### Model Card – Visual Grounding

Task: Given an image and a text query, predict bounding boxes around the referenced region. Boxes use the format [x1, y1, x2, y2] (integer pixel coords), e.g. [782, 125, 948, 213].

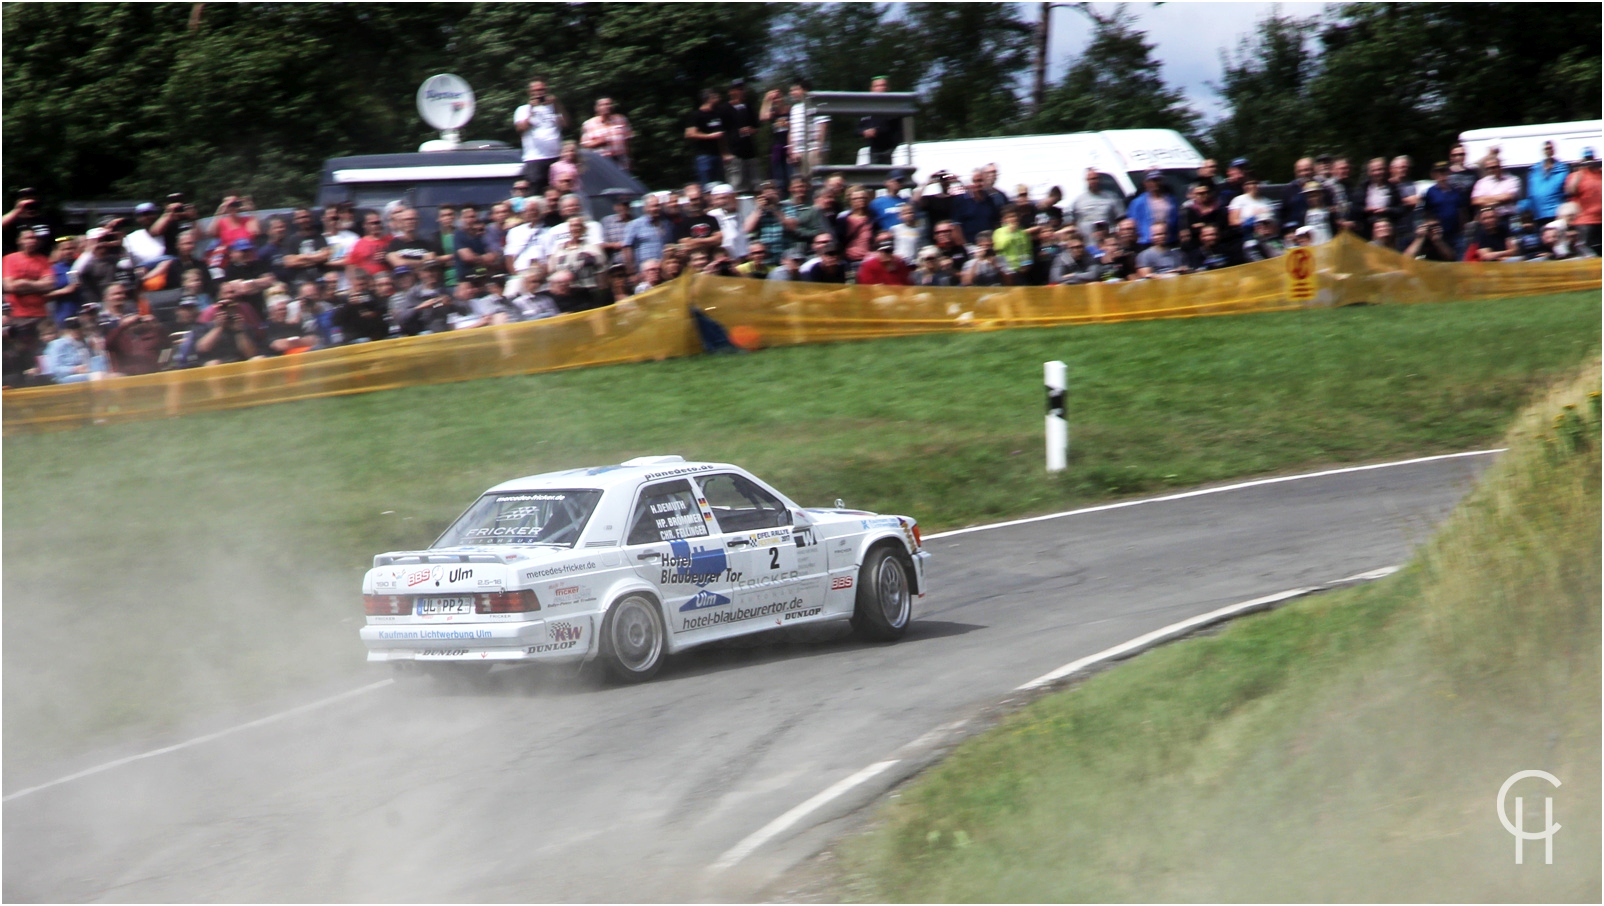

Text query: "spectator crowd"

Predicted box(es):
[4, 73, 1600, 388]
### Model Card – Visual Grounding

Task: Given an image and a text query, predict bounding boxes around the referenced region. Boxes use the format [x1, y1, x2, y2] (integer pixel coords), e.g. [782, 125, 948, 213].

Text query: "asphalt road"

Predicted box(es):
[3, 454, 1491, 903]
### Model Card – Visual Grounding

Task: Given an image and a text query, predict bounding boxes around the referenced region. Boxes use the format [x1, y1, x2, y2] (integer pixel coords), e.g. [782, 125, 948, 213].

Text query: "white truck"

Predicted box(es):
[863, 128, 1205, 199]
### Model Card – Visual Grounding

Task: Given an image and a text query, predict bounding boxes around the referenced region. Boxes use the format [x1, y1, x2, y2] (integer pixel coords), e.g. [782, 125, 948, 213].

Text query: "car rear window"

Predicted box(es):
[434, 490, 602, 548]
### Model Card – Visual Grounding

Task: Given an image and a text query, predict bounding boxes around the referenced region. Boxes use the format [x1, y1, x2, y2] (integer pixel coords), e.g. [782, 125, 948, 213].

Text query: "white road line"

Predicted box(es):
[3, 679, 395, 803]
[708, 759, 900, 873]
[1016, 564, 1404, 692]
[925, 449, 1503, 540]
[710, 563, 1407, 871]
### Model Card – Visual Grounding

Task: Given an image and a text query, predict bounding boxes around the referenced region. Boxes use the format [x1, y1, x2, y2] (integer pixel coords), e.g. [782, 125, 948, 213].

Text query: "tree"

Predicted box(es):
[905, 3, 1033, 140]
[450, 2, 778, 189]
[1025, 5, 1199, 138]
[1204, 10, 1320, 181]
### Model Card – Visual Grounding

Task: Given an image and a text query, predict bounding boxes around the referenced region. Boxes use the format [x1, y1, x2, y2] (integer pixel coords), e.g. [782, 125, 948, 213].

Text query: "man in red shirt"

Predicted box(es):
[1565, 147, 1601, 251]
[855, 240, 911, 286]
[3, 228, 54, 320]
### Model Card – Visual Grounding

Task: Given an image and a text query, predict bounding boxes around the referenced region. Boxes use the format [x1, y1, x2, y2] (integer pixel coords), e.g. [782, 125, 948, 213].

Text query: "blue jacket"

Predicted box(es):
[1526, 160, 1570, 219]
[1127, 191, 1182, 245]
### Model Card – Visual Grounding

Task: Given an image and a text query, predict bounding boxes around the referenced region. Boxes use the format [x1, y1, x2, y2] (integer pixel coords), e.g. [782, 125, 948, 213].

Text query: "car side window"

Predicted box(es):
[698, 474, 791, 533]
[626, 479, 710, 546]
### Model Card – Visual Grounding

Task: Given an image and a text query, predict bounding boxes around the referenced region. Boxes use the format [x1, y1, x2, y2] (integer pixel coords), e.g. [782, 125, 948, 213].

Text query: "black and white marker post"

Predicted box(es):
[1045, 360, 1067, 472]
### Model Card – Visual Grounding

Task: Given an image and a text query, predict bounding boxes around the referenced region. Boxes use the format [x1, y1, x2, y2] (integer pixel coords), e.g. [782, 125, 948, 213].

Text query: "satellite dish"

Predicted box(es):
[416, 73, 476, 133]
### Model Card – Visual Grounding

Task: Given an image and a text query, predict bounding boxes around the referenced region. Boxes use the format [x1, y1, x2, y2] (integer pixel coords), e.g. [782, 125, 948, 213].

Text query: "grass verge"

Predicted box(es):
[839, 358, 1601, 902]
[3, 292, 1598, 776]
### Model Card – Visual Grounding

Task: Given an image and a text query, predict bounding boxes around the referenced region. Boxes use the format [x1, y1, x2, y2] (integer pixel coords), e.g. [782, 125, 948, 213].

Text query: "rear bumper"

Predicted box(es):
[360, 614, 593, 663]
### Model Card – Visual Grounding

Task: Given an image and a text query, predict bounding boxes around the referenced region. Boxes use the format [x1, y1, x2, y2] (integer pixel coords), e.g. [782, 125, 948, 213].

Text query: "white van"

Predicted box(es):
[862, 128, 1204, 200]
[1458, 120, 1602, 171]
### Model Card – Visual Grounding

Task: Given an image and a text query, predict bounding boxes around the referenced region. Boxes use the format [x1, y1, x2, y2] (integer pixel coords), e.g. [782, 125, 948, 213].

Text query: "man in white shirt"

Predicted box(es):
[708, 184, 748, 260]
[786, 78, 829, 176]
[502, 207, 547, 275]
[514, 79, 569, 193]
[122, 202, 170, 267]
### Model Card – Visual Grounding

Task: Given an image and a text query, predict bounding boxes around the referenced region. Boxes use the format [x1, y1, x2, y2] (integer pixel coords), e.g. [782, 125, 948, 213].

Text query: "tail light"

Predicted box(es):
[476, 590, 540, 614]
[364, 594, 407, 616]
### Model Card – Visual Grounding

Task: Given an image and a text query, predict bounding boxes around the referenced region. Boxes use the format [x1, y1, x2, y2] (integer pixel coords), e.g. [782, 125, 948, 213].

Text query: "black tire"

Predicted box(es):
[852, 546, 913, 641]
[600, 594, 667, 682]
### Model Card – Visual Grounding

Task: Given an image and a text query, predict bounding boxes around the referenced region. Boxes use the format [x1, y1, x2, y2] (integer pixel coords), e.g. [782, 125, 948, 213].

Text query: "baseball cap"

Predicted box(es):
[1302, 180, 1324, 193]
[876, 241, 895, 253]
[1295, 225, 1314, 237]
[1229, 157, 1249, 169]
[392, 265, 413, 276]
[134, 202, 159, 215]
[709, 183, 735, 196]
[1584, 147, 1597, 161]
[1432, 161, 1450, 172]
[1144, 170, 1163, 181]
[229, 238, 255, 251]
[86, 227, 107, 241]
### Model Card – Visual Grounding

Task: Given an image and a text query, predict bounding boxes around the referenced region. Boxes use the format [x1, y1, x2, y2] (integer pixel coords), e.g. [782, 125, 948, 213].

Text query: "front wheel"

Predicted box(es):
[600, 594, 667, 682]
[852, 547, 912, 641]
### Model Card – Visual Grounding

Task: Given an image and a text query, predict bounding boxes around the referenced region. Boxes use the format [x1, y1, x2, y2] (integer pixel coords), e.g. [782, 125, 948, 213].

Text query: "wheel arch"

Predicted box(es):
[862, 534, 920, 595]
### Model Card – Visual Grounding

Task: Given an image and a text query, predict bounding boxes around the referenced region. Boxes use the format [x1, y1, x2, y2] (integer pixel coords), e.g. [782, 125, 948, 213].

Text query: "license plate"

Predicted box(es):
[416, 596, 474, 615]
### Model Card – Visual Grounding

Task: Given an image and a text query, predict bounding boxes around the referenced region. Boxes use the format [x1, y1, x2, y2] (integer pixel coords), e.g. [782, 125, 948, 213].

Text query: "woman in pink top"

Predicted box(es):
[210, 195, 259, 248]
[549, 141, 583, 191]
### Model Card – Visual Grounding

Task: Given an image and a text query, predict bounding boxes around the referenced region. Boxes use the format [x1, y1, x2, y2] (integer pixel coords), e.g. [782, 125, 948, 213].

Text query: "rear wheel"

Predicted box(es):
[600, 594, 666, 682]
[852, 546, 912, 641]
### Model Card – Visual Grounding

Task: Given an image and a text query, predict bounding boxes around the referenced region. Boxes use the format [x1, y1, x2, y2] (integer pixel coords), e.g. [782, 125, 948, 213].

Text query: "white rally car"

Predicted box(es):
[360, 456, 930, 682]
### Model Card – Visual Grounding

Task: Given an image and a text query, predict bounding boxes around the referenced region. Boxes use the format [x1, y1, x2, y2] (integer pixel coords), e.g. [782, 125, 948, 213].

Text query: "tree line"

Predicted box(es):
[4, 2, 1598, 210]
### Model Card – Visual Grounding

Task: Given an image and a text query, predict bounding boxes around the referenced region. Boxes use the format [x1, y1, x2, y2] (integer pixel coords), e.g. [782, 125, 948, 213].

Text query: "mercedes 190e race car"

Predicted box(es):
[360, 456, 930, 682]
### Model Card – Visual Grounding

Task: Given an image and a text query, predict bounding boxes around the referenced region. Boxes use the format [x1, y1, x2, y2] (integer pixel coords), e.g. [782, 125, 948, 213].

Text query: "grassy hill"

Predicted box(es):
[3, 291, 1598, 778]
[840, 359, 1601, 902]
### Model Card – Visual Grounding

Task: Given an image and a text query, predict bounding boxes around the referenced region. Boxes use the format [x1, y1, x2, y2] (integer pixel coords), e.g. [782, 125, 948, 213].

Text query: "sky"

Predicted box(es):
[1033, 1, 1334, 122]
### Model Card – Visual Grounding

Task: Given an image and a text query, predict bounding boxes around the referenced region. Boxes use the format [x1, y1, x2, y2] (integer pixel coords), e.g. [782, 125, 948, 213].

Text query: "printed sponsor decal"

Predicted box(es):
[643, 464, 715, 480]
[376, 628, 494, 640]
[784, 607, 823, 621]
[447, 568, 473, 583]
[734, 570, 799, 591]
[522, 561, 597, 581]
[663, 539, 729, 587]
[476, 578, 502, 588]
[497, 493, 571, 502]
[793, 527, 817, 548]
[526, 640, 579, 654]
[466, 526, 544, 538]
[418, 648, 471, 657]
[680, 589, 733, 612]
[832, 575, 855, 590]
[548, 621, 583, 642]
[679, 597, 804, 632]
[407, 567, 432, 587]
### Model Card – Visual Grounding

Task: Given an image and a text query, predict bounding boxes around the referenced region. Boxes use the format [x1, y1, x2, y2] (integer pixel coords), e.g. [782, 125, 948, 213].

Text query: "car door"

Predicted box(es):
[624, 478, 736, 641]
[696, 473, 827, 627]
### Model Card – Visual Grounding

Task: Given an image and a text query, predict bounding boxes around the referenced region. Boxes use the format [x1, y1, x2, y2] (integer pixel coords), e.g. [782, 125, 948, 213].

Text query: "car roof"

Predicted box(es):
[483, 456, 736, 494]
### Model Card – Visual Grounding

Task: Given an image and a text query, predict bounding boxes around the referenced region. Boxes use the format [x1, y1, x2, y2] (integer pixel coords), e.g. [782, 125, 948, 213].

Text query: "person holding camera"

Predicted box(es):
[209, 195, 260, 254]
[1403, 214, 1457, 261]
[3, 189, 54, 254]
[516, 79, 569, 195]
[193, 282, 261, 365]
[106, 304, 171, 375]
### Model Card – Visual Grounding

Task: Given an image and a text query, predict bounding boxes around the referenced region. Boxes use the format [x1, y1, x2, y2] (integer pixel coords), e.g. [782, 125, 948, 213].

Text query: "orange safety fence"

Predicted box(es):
[4, 232, 1597, 435]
